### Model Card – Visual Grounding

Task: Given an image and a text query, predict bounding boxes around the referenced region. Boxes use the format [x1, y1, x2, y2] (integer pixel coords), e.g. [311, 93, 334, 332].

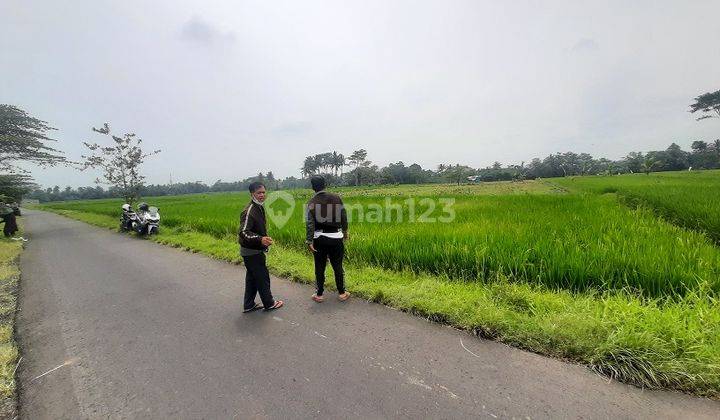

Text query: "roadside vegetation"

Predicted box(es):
[38, 172, 720, 397]
[0, 236, 23, 418]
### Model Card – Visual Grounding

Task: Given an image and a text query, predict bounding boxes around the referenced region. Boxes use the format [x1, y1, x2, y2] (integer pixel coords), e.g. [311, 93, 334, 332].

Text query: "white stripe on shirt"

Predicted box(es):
[314, 230, 344, 239]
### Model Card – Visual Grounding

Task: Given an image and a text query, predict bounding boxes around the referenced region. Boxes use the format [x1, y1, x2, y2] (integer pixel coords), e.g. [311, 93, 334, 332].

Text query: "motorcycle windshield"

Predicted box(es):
[148, 207, 159, 217]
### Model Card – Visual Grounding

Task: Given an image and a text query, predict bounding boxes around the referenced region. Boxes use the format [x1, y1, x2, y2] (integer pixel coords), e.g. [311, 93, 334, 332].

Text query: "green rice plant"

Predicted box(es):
[40, 199, 720, 397]
[554, 169, 720, 244]
[41, 179, 720, 297]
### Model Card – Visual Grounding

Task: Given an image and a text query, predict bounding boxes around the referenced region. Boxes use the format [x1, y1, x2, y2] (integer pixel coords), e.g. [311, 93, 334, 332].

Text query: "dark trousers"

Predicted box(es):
[242, 253, 274, 309]
[2, 214, 17, 237]
[313, 236, 345, 295]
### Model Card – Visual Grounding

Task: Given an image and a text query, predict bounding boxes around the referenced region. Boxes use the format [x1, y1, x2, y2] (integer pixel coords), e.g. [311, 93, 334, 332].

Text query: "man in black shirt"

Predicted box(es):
[239, 182, 284, 312]
[305, 176, 350, 303]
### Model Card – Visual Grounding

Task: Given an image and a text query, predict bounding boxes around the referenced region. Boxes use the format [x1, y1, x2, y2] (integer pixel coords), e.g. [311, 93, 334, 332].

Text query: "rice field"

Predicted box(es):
[38, 172, 720, 396]
[42, 177, 720, 297]
[554, 170, 720, 244]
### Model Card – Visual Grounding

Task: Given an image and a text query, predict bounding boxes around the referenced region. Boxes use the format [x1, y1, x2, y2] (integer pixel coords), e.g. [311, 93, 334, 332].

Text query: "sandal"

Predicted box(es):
[265, 300, 284, 311]
[338, 292, 351, 301]
[312, 294, 324, 303]
[243, 302, 263, 313]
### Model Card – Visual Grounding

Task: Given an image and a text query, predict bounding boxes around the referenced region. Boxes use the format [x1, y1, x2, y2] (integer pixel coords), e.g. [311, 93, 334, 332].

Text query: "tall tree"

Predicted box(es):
[331, 151, 340, 175]
[441, 164, 475, 185]
[301, 156, 317, 178]
[348, 149, 369, 186]
[80, 123, 160, 204]
[691, 140, 708, 152]
[689, 89, 720, 121]
[624, 152, 644, 173]
[713, 139, 720, 158]
[664, 143, 689, 170]
[336, 153, 345, 175]
[0, 174, 36, 201]
[0, 104, 65, 173]
[266, 171, 278, 189]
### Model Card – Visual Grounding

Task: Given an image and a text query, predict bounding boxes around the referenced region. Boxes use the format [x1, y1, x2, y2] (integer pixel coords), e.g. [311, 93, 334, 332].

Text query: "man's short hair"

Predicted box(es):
[310, 176, 326, 192]
[248, 181, 265, 193]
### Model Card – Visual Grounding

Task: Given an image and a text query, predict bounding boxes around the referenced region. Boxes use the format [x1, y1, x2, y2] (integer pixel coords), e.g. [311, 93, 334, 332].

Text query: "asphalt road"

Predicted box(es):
[15, 210, 719, 419]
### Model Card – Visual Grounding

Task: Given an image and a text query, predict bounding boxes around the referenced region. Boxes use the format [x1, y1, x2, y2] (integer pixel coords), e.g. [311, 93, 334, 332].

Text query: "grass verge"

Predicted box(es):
[0, 231, 23, 418]
[41, 208, 720, 398]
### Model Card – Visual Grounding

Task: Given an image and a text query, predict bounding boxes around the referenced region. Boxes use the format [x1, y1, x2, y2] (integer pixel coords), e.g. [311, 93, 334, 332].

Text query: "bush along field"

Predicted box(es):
[39, 175, 720, 397]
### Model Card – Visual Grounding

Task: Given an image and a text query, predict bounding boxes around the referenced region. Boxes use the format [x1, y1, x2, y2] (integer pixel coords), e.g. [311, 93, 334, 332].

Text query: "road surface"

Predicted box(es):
[16, 210, 719, 419]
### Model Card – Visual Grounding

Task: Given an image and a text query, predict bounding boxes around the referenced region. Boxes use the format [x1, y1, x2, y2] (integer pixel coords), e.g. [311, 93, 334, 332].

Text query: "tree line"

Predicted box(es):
[26, 140, 720, 202]
[3, 88, 719, 203]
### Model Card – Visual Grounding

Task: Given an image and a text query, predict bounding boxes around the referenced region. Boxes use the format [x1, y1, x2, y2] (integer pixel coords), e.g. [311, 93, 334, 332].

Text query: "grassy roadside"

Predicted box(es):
[40, 208, 720, 398]
[0, 232, 23, 418]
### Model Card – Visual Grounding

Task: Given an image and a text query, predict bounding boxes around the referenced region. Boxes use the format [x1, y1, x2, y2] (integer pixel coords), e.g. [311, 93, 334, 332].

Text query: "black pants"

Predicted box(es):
[313, 236, 345, 296]
[2, 214, 17, 237]
[242, 253, 275, 309]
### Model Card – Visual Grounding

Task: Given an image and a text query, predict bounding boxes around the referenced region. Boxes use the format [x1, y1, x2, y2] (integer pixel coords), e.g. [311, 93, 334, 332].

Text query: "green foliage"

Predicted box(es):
[689, 89, 720, 121]
[0, 174, 35, 201]
[555, 170, 720, 245]
[42, 177, 720, 297]
[0, 105, 65, 173]
[438, 163, 475, 184]
[0, 233, 23, 418]
[80, 123, 160, 204]
[41, 206, 720, 397]
[301, 151, 346, 178]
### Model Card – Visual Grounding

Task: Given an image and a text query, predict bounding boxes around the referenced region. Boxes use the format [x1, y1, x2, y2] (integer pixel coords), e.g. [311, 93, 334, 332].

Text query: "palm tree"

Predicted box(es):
[337, 153, 345, 175]
[313, 155, 325, 174]
[331, 151, 340, 176]
[641, 157, 659, 175]
[348, 149, 368, 185]
[301, 156, 317, 178]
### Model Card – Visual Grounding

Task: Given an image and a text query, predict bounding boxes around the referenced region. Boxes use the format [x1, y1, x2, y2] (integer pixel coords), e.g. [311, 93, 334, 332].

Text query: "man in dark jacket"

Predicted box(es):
[239, 182, 283, 312]
[306, 176, 350, 303]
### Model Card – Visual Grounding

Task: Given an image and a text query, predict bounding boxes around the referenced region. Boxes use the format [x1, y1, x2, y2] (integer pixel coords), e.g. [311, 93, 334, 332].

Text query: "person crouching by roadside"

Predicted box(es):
[239, 181, 284, 312]
[0, 203, 19, 238]
[306, 176, 350, 303]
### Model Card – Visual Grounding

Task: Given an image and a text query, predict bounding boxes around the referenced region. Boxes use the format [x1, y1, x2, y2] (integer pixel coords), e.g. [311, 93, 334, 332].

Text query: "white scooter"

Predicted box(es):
[135, 203, 160, 235]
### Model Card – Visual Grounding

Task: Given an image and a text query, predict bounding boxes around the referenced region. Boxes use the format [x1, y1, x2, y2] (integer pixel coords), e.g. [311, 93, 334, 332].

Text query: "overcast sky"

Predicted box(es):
[2, 0, 719, 188]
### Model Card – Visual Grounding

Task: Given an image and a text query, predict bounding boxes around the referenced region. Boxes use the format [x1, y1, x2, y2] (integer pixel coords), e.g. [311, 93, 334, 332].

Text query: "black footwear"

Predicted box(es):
[264, 300, 284, 311]
[243, 302, 262, 313]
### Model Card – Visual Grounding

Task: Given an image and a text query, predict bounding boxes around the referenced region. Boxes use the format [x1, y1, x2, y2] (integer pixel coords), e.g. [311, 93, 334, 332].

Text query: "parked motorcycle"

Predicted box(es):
[119, 203, 138, 232]
[120, 203, 160, 235]
[135, 202, 160, 235]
